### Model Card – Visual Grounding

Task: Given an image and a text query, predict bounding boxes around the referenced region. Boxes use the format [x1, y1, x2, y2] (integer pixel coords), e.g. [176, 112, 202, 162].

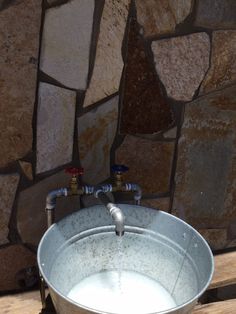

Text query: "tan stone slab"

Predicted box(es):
[198, 228, 228, 250]
[115, 135, 174, 194]
[136, 0, 193, 37]
[152, 33, 210, 101]
[40, 0, 94, 90]
[201, 30, 236, 94]
[36, 83, 76, 174]
[83, 0, 130, 107]
[163, 127, 177, 139]
[17, 170, 81, 246]
[78, 96, 119, 184]
[0, 245, 36, 291]
[174, 85, 236, 229]
[0, 174, 20, 244]
[19, 161, 33, 181]
[0, 290, 43, 314]
[0, 0, 41, 167]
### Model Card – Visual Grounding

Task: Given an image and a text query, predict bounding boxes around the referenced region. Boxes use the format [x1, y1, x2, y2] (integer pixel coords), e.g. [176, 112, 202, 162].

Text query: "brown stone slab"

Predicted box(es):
[174, 85, 236, 229]
[116, 135, 174, 194]
[0, 173, 20, 244]
[0, 0, 41, 167]
[198, 229, 228, 251]
[0, 245, 36, 291]
[120, 19, 174, 135]
[141, 198, 170, 212]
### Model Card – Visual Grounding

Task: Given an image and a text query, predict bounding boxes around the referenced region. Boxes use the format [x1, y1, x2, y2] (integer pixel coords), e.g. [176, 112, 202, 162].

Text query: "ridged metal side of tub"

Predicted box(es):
[37, 205, 214, 314]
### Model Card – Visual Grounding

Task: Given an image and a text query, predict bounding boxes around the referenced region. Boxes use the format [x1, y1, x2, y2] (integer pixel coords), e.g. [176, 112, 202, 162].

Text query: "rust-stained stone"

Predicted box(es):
[152, 33, 210, 101]
[194, 0, 236, 29]
[141, 198, 170, 212]
[120, 19, 174, 135]
[174, 85, 236, 229]
[0, 174, 19, 245]
[136, 0, 193, 37]
[0, 244, 36, 291]
[200, 30, 236, 94]
[36, 83, 76, 174]
[198, 229, 228, 251]
[17, 171, 81, 246]
[78, 96, 119, 184]
[0, 0, 41, 168]
[115, 135, 174, 194]
[83, 0, 130, 107]
[19, 161, 33, 181]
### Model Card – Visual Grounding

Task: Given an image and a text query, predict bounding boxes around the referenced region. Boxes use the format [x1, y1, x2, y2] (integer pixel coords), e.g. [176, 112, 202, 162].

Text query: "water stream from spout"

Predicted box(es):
[117, 236, 123, 293]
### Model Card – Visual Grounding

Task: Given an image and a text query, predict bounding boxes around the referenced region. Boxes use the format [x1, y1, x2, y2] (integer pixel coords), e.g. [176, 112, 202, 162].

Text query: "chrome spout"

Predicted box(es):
[94, 188, 125, 236]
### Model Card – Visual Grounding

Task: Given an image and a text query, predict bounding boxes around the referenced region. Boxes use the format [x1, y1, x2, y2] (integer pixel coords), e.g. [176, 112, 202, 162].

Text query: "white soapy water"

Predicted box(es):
[67, 270, 176, 314]
[117, 237, 123, 291]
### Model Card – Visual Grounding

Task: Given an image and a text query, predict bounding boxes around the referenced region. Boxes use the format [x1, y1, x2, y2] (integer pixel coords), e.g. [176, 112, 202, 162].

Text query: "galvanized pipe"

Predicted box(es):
[125, 183, 142, 205]
[45, 188, 68, 228]
[96, 183, 142, 205]
[94, 188, 125, 236]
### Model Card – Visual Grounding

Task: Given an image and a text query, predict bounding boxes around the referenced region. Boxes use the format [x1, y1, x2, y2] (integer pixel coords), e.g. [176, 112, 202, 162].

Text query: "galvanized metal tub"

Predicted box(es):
[37, 204, 214, 314]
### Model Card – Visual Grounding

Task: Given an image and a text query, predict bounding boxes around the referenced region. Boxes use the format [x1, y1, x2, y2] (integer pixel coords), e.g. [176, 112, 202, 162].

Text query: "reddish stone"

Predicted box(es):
[174, 85, 236, 229]
[120, 19, 174, 135]
[194, 0, 236, 29]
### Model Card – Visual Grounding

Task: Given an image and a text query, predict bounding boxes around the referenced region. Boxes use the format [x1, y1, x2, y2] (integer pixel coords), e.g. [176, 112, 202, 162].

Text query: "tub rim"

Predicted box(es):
[37, 205, 214, 314]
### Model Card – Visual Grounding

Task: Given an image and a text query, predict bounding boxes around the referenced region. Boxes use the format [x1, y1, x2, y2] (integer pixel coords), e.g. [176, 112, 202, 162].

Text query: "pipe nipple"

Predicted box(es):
[116, 230, 125, 237]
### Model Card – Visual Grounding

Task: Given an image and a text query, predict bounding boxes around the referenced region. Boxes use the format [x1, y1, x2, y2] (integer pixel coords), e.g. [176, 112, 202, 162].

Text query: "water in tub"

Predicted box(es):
[67, 270, 176, 313]
[67, 238, 176, 314]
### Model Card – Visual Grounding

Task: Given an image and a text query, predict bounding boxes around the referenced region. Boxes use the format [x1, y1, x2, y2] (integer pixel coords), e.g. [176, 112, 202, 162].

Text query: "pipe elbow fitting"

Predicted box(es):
[45, 188, 68, 210]
[107, 203, 125, 236]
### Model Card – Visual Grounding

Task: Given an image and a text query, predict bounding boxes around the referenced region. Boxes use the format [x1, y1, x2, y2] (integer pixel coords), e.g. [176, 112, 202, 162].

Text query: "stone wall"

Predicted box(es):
[0, 0, 235, 292]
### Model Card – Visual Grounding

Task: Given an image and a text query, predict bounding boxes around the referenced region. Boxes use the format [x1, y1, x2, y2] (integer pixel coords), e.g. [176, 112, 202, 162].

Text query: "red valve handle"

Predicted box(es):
[65, 167, 84, 176]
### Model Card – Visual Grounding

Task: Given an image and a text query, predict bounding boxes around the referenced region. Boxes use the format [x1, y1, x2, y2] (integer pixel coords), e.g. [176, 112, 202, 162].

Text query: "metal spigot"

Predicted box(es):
[65, 167, 84, 195]
[112, 164, 129, 190]
[111, 164, 142, 205]
[45, 167, 95, 228]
